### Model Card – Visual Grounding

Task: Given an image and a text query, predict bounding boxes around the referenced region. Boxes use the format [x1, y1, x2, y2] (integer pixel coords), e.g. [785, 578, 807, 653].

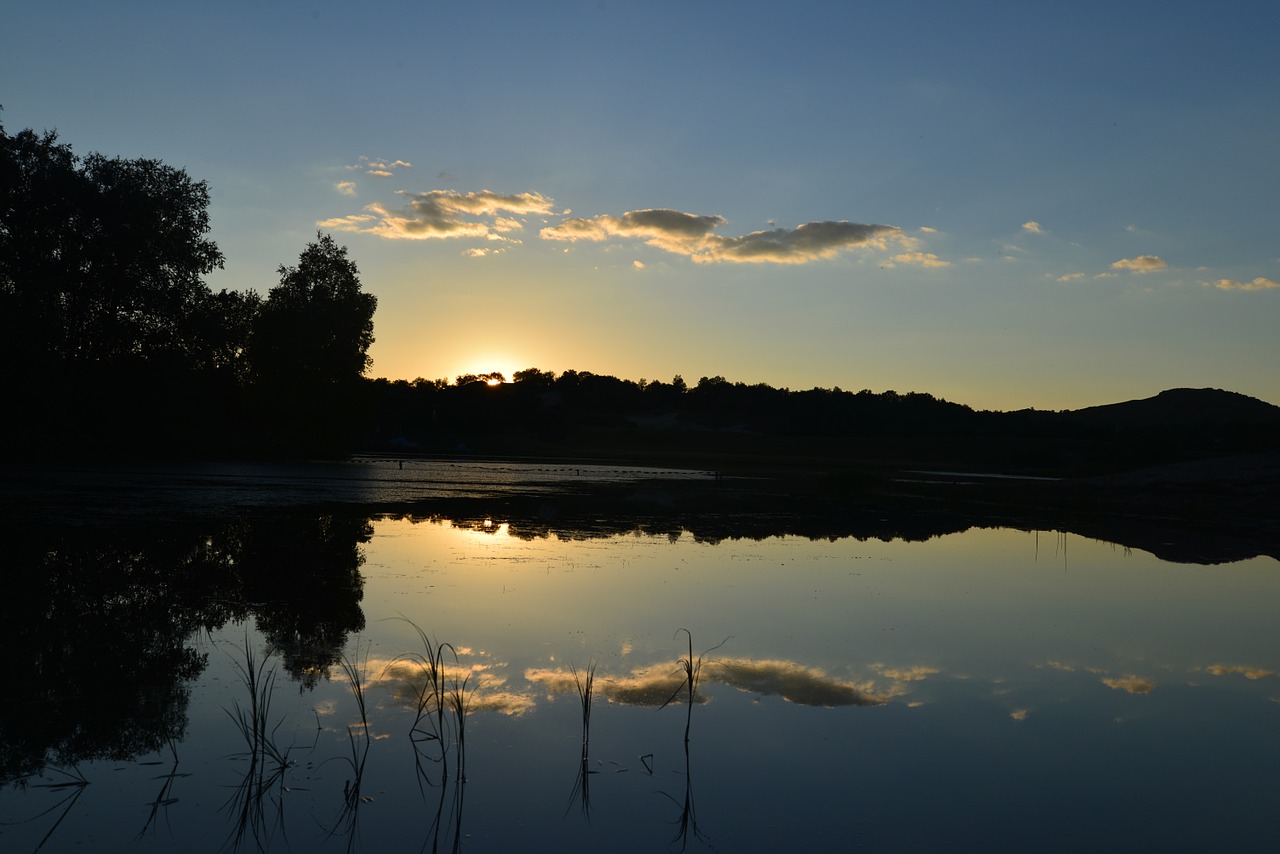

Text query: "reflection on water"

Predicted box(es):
[2, 495, 1279, 852]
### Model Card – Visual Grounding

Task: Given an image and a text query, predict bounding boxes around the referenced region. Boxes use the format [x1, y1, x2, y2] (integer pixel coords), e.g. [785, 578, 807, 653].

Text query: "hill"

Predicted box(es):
[1063, 387, 1280, 430]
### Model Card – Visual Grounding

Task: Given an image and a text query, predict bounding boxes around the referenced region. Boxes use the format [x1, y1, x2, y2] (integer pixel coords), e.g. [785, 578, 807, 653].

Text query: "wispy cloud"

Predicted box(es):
[319, 189, 555, 242]
[1205, 276, 1278, 292]
[335, 181, 357, 196]
[1111, 255, 1168, 274]
[541, 209, 911, 265]
[1022, 221, 1043, 234]
[345, 155, 413, 177]
[885, 251, 950, 268]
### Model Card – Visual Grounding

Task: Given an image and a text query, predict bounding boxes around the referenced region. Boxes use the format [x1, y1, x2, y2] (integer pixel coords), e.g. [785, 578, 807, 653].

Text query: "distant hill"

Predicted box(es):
[1062, 388, 1280, 430]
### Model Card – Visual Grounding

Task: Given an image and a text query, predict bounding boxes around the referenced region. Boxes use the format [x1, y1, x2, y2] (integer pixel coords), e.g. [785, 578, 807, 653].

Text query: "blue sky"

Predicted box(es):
[5, 1, 1278, 409]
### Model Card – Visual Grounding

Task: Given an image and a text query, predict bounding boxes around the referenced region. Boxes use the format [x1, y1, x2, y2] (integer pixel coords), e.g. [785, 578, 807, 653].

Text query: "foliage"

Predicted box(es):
[0, 122, 223, 370]
[0, 115, 378, 457]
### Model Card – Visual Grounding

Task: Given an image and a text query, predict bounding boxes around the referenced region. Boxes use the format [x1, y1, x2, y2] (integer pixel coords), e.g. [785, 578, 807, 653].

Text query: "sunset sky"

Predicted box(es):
[4, 1, 1278, 410]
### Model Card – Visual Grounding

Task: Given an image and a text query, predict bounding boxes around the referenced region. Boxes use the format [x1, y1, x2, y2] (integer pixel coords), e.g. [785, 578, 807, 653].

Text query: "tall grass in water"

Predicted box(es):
[659, 629, 729, 743]
[565, 661, 598, 820]
[395, 617, 475, 784]
[20, 764, 91, 852]
[445, 668, 474, 785]
[571, 661, 597, 762]
[394, 618, 472, 853]
[325, 642, 374, 851]
[136, 738, 187, 841]
[221, 635, 292, 851]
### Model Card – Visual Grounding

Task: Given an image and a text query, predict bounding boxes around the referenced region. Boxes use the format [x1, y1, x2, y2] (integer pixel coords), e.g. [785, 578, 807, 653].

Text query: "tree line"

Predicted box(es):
[1, 116, 376, 456]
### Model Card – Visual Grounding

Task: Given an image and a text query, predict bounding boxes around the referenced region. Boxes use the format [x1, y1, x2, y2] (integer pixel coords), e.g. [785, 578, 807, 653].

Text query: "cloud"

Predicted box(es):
[1022, 221, 1043, 233]
[1206, 277, 1279, 292]
[919, 226, 938, 233]
[699, 221, 909, 265]
[1110, 255, 1168, 274]
[541, 208, 726, 254]
[632, 260, 646, 270]
[541, 209, 910, 265]
[335, 181, 357, 196]
[1056, 272, 1086, 282]
[885, 251, 950, 268]
[319, 189, 555, 241]
[347, 156, 412, 177]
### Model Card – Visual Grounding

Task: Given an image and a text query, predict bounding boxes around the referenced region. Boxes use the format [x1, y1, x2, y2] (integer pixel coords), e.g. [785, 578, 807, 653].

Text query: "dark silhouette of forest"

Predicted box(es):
[4, 116, 1278, 472]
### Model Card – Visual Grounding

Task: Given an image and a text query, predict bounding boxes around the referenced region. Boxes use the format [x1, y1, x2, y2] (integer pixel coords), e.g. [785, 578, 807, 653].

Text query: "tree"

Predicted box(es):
[0, 116, 227, 454]
[248, 233, 377, 453]
[251, 233, 375, 386]
[0, 120, 224, 369]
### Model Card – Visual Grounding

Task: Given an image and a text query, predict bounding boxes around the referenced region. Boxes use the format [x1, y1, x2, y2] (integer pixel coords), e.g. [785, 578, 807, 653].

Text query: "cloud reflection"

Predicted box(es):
[1101, 675, 1156, 694]
[528, 657, 890, 708]
[707, 658, 889, 707]
[527, 663, 691, 707]
[365, 657, 539, 717]
[1205, 663, 1277, 680]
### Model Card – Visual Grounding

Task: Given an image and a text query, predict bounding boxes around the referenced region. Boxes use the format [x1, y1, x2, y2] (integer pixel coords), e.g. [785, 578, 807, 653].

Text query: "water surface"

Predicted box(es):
[2, 468, 1277, 852]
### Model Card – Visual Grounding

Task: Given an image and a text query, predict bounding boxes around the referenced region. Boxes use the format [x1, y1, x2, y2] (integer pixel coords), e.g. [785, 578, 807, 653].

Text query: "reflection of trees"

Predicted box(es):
[239, 514, 370, 688]
[1, 523, 222, 783]
[380, 493, 972, 548]
[0, 512, 370, 784]
[374, 483, 1275, 565]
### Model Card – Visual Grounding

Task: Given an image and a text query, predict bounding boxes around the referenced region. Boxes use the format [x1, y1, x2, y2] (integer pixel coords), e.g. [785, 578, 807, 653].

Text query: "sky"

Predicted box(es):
[4, 1, 1279, 411]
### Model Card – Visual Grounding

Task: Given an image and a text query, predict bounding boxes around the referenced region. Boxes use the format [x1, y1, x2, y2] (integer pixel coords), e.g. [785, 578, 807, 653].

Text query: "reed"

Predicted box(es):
[659, 629, 729, 743]
[392, 617, 477, 784]
[445, 668, 474, 784]
[220, 635, 292, 850]
[393, 617, 457, 780]
[323, 642, 377, 851]
[570, 660, 597, 762]
[224, 635, 289, 767]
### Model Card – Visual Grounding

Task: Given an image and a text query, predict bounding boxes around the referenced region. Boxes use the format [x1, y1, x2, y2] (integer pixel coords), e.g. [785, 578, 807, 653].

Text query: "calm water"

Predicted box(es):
[2, 469, 1278, 852]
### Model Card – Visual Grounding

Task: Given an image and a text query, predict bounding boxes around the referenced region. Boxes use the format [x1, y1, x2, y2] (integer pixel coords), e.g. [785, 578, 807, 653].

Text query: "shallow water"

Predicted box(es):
[2, 478, 1278, 852]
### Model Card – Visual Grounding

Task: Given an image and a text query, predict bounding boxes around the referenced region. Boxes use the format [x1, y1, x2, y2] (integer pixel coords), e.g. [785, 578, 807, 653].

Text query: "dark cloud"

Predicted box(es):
[542, 208, 909, 264]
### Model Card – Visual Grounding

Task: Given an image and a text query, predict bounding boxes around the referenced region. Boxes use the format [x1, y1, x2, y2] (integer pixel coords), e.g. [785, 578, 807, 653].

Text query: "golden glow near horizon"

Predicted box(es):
[8, 3, 1280, 414]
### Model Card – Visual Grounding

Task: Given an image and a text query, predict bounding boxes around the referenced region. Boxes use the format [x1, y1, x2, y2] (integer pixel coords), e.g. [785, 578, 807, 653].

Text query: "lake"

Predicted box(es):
[2, 461, 1277, 852]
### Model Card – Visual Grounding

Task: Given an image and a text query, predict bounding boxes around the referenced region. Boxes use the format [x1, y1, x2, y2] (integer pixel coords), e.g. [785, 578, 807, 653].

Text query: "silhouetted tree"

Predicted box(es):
[0, 116, 226, 454]
[0, 120, 223, 369]
[249, 233, 377, 453]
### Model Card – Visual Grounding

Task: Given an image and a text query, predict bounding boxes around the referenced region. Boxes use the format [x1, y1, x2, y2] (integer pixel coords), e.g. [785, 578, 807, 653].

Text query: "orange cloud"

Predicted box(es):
[1111, 255, 1168, 274]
